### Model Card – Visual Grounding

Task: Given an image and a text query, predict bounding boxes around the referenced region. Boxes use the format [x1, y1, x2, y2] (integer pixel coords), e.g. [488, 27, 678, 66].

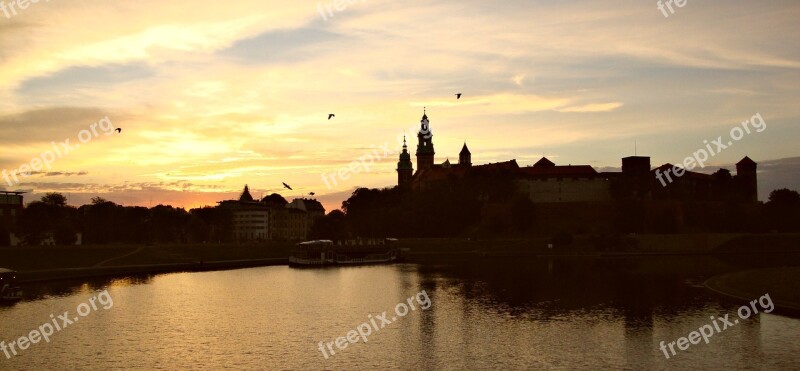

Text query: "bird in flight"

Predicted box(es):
[328, 114, 335, 120]
[115, 128, 122, 133]
[282, 182, 293, 191]
[455, 93, 462, 100]
[309, 192, 315, 196]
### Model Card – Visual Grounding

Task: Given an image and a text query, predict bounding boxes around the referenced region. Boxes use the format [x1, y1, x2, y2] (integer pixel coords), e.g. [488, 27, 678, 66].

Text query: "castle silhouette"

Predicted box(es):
[396, 110, 758, 232]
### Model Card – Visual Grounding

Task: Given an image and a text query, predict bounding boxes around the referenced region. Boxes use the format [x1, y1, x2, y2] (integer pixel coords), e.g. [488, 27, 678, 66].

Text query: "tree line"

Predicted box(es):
[3, 185, 799, 246]
[2, 193, 232, 246]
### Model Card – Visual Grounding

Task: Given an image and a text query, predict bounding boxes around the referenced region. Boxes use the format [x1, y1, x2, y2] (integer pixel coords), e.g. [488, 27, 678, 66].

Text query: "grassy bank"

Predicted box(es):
[1, 243, 292, 282]
[705, 267, 800, 316]
[400, 233, 800, 257]
[3, 233, 799, 283]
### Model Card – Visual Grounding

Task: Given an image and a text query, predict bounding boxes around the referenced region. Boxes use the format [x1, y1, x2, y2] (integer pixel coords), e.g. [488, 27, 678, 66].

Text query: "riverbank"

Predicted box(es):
[400, 233, 800, 257]
[705, 267, 800, 316]
[1, 243, 291, 283]
[17, 258, 289, 283]
[3, 233, 800, 283]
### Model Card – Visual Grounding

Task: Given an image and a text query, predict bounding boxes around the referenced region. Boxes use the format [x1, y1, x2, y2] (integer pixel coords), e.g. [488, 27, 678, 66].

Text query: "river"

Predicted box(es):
[1, 256, 799, 369]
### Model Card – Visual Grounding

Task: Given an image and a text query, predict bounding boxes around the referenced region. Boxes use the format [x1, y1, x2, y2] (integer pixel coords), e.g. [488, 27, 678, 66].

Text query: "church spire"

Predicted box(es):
[239, 184, 254, 202]
[397, 134, 413, 189]
[459, 142, 472, 167]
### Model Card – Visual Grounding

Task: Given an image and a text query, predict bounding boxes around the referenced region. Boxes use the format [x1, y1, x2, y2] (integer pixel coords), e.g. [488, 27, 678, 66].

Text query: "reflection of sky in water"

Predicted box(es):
[1, 257, 799, 369]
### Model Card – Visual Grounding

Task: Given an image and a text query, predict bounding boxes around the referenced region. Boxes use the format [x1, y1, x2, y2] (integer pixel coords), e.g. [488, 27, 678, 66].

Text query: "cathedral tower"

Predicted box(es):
[416, 109, 435, 171]
[397, 135, 413, 189]
[736, 156, 758, 202]
[459, 143, 472, 167]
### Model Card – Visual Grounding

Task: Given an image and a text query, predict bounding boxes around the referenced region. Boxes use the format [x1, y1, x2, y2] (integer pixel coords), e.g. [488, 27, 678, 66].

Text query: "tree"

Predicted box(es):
[17, 195, 78, 245]
[309, 210, 350, 240]
[53, 223, 78, 245]
[79, 199, 121, 244]
[768, 188, 800, 205]
[41, 193, 68, 207]
[148, 205, 190, 244]
[712, 168, 733, 183]
[189, 206, 232, 243]
[765, 188, 800, 232]
[262, 193, 288, 206]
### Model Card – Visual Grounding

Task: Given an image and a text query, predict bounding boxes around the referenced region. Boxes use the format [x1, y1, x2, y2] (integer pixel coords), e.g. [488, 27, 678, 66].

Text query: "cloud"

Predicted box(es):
[220, 24, 341, 64]
[413, 94, 623, 115]
[43, 171, 89, 177]
[558, 102, 624, 113]
[0, 106, 111, 144]
[16, 63, 155, 103]
[0, 0, 797, 210]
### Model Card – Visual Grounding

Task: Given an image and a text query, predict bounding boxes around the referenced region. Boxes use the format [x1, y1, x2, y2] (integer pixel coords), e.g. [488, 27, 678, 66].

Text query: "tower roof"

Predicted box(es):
[398, 135, 413, 169]
[533, 157, 555, 167]
[737, 156, 756, 166]
[460, 143, 471, 155]
[421, 107, 428, 121]
[239, 185, 254, 202]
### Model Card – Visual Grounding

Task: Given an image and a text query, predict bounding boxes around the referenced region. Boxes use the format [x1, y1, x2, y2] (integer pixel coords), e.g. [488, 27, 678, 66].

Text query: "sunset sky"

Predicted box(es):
[1, 0, 799, 211]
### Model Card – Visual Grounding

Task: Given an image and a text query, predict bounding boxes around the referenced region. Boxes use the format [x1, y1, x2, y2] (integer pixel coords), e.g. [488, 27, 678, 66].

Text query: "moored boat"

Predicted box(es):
[0, 268, 23, 304]
[289, 238, 402, 267]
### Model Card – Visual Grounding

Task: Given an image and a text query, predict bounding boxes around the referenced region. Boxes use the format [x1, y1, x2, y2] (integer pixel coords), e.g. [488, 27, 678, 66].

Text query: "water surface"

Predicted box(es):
[1, 256, 799, 369]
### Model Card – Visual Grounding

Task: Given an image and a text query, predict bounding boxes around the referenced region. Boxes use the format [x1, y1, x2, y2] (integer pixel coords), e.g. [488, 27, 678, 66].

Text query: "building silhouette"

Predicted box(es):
[219, 185, 325, 241]
[397, 110, 759, 232]
[0, 191, 24, 228]
[397, 136, 414, 189]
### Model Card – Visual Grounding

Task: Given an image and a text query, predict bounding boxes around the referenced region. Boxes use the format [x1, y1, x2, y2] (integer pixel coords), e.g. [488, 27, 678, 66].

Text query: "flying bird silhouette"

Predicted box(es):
[328, 114, 335, 120]
[115, 128, 122, 133]
[309, 192, 315, 196]
[282, 182, 293, 191]
[455, 93, 462, 99]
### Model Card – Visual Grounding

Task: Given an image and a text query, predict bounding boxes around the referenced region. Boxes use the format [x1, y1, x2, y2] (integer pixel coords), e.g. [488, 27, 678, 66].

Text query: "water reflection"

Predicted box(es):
[19, 275, 154, 302]
[414, 254, 799, 317]
[0, 255, 798, 369]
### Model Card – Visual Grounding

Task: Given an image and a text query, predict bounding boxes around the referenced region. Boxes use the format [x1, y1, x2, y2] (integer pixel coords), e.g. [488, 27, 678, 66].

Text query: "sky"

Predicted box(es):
[0, 0, 799, 211]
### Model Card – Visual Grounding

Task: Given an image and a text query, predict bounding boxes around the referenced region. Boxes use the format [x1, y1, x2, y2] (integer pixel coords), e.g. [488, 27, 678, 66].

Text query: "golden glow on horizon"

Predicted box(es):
[0, 0, 798, 210]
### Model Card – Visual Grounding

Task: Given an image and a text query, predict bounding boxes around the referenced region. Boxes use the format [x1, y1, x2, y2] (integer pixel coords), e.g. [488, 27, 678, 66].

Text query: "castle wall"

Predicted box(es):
[531, 202, 616, 233]
[517, 178, 611, 203]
